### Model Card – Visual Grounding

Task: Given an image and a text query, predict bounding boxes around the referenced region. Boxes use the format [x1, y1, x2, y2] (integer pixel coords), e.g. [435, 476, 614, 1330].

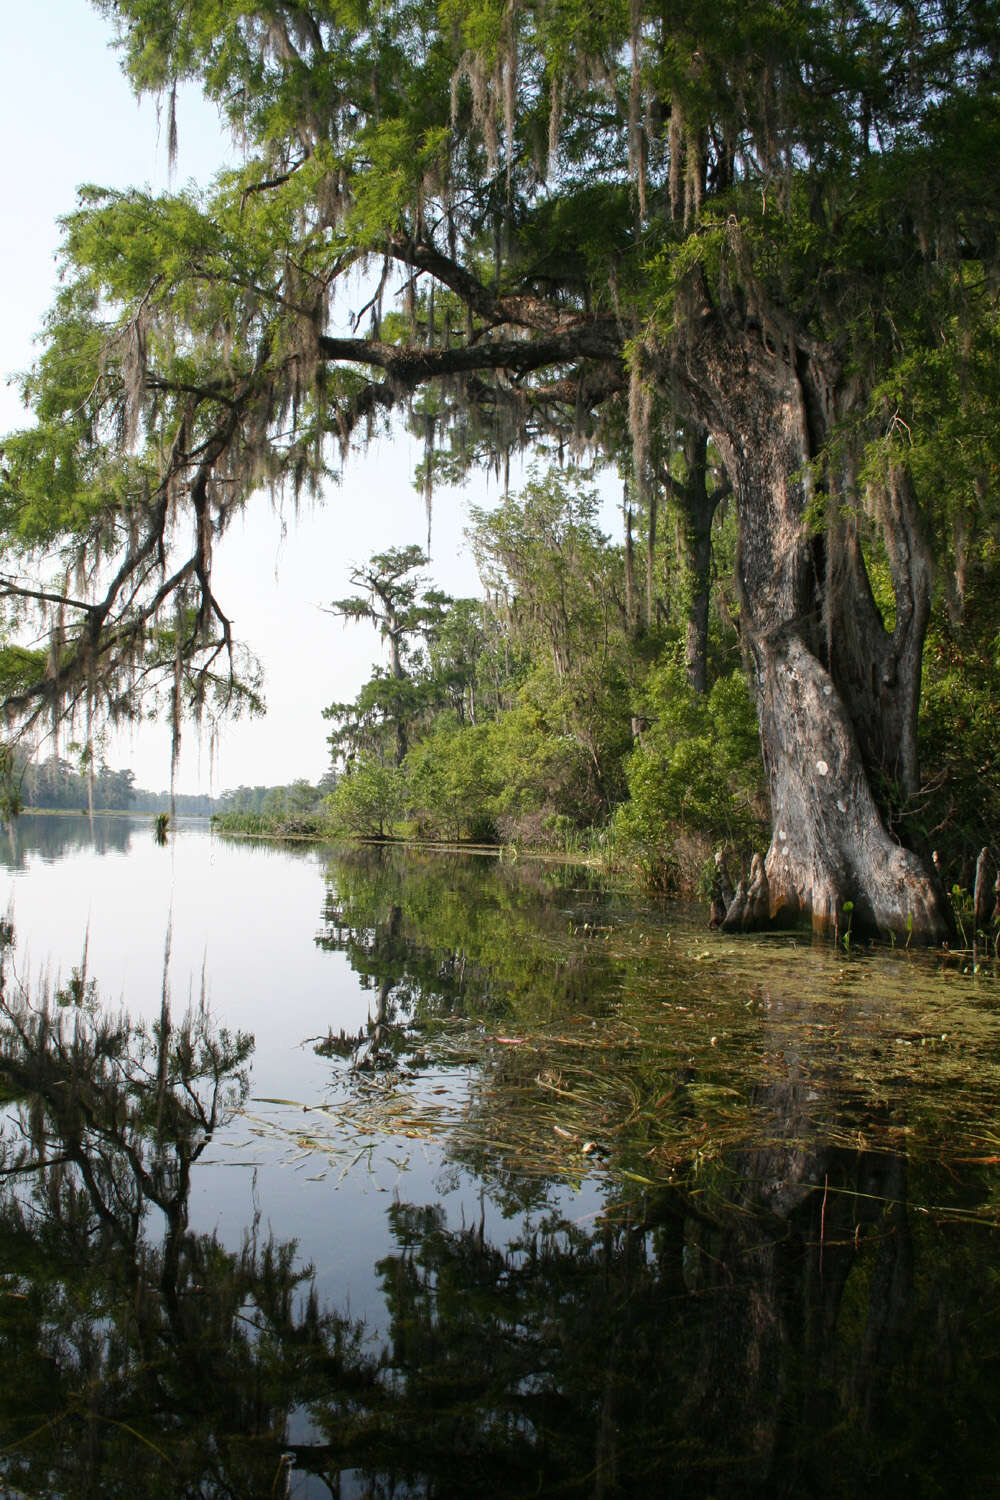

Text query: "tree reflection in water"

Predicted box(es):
[366, 1151, 1000, 1496]
[0, 931, 373, 1498]
[3, 846, 1000, 1495]
[304, 847, 1000, 1497]
[0, 811, 136, 870]
[313, 845, 620, 1078]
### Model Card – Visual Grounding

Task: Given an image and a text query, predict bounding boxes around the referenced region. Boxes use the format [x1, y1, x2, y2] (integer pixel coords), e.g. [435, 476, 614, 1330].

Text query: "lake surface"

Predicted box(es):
[1, 813, 999, 1497]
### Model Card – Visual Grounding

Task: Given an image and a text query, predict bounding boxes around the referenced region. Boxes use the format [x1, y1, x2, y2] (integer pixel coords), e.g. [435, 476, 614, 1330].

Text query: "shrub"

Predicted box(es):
[614, 663, 766, 889]
[486, 704, 603, 832]
[404, 721, 498, 842]
[324, 756, 406, 838]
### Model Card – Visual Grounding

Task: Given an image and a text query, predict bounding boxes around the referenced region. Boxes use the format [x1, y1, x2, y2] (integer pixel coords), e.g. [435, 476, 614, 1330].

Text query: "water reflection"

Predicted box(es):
[6, 944, 994, 1499]
[0, 937, 369, 1498]
[0, 811, 138, 867]
[312, 847, 1000, 1192]
[3, 836, 1000, 1496]
[367, 1144, 1000, 1498]
[314, 844, 622, 1072]
[307, 846, 1000, 1493]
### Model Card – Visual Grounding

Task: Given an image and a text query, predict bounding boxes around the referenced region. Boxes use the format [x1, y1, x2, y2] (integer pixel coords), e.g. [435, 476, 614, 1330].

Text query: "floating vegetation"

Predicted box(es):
[4, 834, 1000, 1495]
[241, 889, 1000, 1223]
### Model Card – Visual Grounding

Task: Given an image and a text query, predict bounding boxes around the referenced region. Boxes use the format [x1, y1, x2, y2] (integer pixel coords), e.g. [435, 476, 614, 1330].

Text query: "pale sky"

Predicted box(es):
[0, 2, 615, 796]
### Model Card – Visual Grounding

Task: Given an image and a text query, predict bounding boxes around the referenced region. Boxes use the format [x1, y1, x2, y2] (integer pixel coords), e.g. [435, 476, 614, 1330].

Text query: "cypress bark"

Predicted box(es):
[679, 318, 950, 942]
[670, 427, 718, 695]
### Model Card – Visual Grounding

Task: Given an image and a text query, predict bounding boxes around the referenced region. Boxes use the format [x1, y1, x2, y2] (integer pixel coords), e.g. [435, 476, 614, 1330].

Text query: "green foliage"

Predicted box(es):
[2, 0, 996, 902]
[916, 568, 1000, 878]
[325, 755, 407, 838]
[467, 468, 634, 815]
[404, 720, 498, 842]
[213, 775, 333, 835]
[16, 755, 136, 813]
[614, 662, 766, 885]
[324, 546, 456, 766]
[317, 465, 758, 864]
[485, 702, 607, 839]
[864, 295, 1000, 583]
[326, 670, 431, 760]
[0, 647, 47, 698]
[468, 470, 616, 647]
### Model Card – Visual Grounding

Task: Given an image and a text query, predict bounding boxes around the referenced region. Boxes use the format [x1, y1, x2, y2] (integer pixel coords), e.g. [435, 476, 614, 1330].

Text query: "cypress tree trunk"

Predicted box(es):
[673, 428, 717, 695]
[681, 323, 950, 943]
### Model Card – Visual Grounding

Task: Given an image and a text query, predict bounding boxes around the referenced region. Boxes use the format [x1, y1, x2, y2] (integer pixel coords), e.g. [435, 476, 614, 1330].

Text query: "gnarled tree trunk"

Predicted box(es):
[679, 319, 950, 942]
[671, 426, 724, 695]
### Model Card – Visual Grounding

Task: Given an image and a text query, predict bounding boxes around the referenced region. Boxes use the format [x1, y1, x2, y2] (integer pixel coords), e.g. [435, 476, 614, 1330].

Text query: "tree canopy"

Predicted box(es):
[2, 0, 999, 934]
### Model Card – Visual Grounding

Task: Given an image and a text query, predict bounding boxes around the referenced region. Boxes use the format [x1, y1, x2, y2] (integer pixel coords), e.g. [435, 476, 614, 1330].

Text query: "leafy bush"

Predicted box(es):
[613, 663, 766, 889]
[404, 721, 498, 842]
[485, 704, 608, 841]
[915, 573, 1000, 883]
[324, 757, 406, 838]
[400, 703, 615, 847]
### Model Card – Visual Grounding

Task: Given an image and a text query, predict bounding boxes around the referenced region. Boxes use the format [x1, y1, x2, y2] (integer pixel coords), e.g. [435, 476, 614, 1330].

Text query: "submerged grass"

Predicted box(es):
[236, 919, 1000, 1219]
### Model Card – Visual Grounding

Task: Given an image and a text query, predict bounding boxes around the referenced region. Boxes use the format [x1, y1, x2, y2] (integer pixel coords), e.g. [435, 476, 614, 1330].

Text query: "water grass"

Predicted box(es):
[233, 921, 1000, 1221]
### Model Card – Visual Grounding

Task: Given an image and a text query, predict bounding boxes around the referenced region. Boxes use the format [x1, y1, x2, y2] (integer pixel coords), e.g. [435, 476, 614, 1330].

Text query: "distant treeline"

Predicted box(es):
[20, 757, 139, 812]
[17, 756, 331, 819]
[214, 776, 335, 819]
[210, 777, 338, 835]
[130, 788, 217, 816]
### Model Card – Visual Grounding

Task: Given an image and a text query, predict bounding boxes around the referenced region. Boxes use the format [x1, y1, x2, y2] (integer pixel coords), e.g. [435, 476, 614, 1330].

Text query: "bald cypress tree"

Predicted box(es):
[2, 0, 999, 937]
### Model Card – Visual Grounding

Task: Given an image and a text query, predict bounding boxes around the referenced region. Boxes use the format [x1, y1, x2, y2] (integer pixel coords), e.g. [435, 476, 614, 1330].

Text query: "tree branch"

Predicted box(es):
[0, 578, 97, 616]
[318, 319, 621, 382]
[385, 231, 592, 333]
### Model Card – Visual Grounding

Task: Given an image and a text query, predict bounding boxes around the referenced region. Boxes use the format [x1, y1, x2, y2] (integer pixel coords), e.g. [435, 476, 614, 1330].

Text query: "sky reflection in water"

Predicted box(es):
[0, 814, 999, 1496]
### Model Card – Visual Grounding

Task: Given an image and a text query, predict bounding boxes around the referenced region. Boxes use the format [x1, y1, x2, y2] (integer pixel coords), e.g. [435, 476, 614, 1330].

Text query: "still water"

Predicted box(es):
[1, 813, 999, 1497]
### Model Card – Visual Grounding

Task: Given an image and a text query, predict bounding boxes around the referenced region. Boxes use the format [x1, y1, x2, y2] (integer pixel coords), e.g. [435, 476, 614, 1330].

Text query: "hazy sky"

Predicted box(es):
[0, 3, 614, 796]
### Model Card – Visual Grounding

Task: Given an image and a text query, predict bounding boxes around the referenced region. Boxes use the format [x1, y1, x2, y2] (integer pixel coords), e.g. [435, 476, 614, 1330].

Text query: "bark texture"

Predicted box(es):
[676, 312, 950, 942]
[665, 428, 722, 695]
